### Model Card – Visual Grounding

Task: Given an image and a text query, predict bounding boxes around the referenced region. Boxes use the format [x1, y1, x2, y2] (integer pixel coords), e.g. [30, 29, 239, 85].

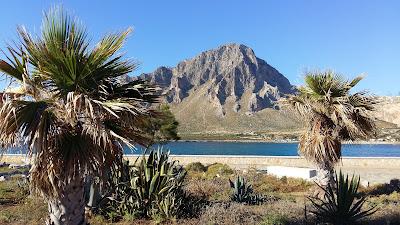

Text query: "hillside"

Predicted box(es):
[140, 44, 301, 137]
[138, 43, 399, 141]
[374, 96, 400, 126]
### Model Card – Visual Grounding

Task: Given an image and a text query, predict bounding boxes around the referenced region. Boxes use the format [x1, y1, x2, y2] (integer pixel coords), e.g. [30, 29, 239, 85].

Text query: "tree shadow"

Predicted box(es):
[365, 213, 400, 225]
[360, 179, 400, 196]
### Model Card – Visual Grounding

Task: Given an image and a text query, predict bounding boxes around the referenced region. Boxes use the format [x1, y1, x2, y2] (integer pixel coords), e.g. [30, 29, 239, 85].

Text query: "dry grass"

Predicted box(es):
[1, 165, 400, 225]
[243, 171, 313, 194]
[0, 197, 47, 225]
[184, 177, 230, 201]
[0, 177, 47, 225]
[197, 200, 307, 225]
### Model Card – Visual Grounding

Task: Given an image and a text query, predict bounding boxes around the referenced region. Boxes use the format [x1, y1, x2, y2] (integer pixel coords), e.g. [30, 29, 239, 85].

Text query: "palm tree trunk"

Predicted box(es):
[46, 176, 86, 225]
[315, 167, 334, 187]
[313, 166, 335, 197]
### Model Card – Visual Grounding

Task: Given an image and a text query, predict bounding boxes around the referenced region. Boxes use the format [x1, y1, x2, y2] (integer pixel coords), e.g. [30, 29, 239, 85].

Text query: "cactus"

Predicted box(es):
[229, 176, 265, 205]
[104, 147, 187, 219]
[309, 170, 377, 225]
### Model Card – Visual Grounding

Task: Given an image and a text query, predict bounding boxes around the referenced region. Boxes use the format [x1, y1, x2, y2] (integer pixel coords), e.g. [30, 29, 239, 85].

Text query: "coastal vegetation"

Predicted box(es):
[1, 162, 400, 224]
[141, 104, 180, 145]
[100, 149, 188, 221]
[308, 171, 377, 225]
[0, 7, 160, 224]
[285, 71, 377, 189]
[0, 5, 398, 225]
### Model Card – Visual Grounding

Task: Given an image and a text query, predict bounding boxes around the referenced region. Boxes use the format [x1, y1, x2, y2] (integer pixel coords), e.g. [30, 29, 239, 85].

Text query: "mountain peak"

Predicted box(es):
[141, 44, 295, 115]
[191, 43, 257, 66]
[213, 43, 253, 52]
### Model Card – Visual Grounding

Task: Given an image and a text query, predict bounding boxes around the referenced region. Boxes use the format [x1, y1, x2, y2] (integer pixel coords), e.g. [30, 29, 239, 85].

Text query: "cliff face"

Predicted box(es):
[142, 44, 295, 112]
[138, 44, 400, 135]
[374, 96, 400, 127]
[139, 44, 300, 134]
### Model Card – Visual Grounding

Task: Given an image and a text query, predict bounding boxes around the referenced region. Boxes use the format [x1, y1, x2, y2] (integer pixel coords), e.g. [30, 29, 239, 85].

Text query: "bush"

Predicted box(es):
[260, 213, 289, 225]
[184, 177, 230, 201]
[309, 170, 377, 225]
[185, 162, 207, 173]
[229, 176, 265, 205]
[101, 148, 187, 220]
[245, 172, 312, 194]
[206, 163, 234, 177]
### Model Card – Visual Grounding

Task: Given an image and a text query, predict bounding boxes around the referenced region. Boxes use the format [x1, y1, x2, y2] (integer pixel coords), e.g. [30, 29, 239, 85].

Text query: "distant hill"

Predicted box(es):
[137, 43, 398, 140]
[139, 44, 301, 135]
[373, 96, 400, 127]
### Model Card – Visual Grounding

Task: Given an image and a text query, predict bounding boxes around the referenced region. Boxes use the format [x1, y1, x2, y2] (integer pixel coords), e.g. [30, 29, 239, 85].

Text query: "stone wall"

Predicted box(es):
[3, 154, 399, 184]
[3, 154, 400, 170]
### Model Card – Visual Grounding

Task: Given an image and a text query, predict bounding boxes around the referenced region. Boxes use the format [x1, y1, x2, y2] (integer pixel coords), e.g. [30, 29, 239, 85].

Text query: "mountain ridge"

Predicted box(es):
[135, 43, 400, 140]
[139, 43, 301, 134]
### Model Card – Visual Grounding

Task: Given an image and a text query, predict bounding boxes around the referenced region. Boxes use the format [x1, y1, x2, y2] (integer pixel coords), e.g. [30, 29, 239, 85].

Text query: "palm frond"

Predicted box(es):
[0, 7, 161, 198]
[287, 70, 377, 170]
[0, 46, 28, 81]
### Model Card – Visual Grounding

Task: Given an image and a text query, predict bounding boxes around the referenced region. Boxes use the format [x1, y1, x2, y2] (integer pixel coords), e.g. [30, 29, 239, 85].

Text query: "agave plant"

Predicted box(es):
[0, 7, 159, 225]
[285, 70, 377, 188]
[309, 171, 377, 225]
[104, 148, 187, 220]
[229, 176, 264, 205]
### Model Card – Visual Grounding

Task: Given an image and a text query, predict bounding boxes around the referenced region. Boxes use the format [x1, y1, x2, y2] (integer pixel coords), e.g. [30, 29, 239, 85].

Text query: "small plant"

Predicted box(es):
[185, 162, 207, 173]
[229, 176, 265, 205]
[16, 176, 30, 198]
[261, 213, 289, 225]
[206, 163, 234, 177]
[308, 170, 377, 225]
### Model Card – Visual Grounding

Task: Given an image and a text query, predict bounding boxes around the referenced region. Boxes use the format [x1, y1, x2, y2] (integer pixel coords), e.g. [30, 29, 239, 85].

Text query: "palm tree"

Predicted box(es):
[0, 8, 159, 225]
[286, 70, 377, 189]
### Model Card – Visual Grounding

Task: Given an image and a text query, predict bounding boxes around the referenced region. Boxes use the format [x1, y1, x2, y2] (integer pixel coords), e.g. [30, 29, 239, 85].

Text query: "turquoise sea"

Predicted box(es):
[7, 142, 400, 157]
[125, 142, 400, 157]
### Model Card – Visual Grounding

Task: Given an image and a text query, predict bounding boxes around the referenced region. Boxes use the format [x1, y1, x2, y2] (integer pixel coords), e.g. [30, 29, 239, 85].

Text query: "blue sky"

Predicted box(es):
[0, 1, 399, 95]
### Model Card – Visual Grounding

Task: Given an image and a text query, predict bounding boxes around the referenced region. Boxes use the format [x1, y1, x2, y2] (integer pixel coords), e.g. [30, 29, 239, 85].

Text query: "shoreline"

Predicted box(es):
[176, 139, 400, 145]
[3, 153, 400, 159]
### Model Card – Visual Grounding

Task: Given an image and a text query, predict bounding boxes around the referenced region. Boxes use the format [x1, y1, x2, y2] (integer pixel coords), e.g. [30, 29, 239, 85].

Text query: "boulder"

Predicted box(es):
[0, 175, 9, 182]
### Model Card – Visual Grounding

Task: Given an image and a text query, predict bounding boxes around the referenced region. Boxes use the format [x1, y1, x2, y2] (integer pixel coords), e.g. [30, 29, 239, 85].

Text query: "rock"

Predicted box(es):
[0, 175, 9, 182]
[140, 43, 295, 112]
[373, 96, 400, 127]
[136, 43, 299, 133]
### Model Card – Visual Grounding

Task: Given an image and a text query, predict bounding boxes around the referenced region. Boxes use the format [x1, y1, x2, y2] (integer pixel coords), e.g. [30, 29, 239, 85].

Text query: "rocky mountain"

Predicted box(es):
[374, 96, 400, 127]
[139, 44, 301, 134]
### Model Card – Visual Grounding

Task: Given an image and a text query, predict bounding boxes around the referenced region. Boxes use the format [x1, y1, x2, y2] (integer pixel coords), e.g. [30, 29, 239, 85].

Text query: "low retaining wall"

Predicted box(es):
[3, 154, 400, 184]
[3, 154, 400, 169]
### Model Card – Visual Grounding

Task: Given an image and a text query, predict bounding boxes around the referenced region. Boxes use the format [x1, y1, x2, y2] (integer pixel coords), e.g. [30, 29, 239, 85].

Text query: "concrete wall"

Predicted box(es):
[4, 154, 400, 169]
[3, 154, 400, 184]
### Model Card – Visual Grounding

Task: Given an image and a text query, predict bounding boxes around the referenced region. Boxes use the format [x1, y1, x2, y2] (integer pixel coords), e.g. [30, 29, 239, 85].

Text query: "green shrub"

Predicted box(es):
[260, 213, 289, 225]
[185, 162, 207, 173]
[206, 163, 234, 177]
[247, 173, 312, 194]
[102, 148, 187, 220]
[309, 170, 377, 225]
[229, 176, 265, 205]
